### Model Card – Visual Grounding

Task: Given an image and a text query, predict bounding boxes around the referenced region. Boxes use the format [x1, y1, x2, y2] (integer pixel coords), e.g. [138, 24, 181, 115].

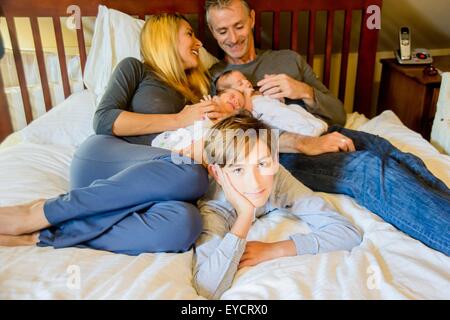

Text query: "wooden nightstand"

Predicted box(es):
[377, 55, 450, 140]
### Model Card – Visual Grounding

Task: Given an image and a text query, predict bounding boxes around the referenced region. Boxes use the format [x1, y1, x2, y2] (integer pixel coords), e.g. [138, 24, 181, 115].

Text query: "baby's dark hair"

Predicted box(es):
[214, 69, 236, 93]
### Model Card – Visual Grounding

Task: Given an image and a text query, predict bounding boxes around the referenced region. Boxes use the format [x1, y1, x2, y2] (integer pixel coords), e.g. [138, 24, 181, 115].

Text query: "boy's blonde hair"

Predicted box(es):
[140, 13, 210, 103]
[204, 110, 279, 167]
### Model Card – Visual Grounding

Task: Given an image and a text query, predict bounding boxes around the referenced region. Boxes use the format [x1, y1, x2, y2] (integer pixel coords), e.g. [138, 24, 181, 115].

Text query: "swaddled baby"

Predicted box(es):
[215, 70, 328, 137]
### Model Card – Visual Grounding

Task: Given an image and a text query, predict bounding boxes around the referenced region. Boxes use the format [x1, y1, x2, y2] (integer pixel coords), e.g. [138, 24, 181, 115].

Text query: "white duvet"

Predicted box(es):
[0, 90, 449, 299]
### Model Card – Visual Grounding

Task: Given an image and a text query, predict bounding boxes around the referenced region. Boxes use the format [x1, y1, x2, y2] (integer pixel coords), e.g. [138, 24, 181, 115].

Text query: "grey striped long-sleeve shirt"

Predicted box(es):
[193, 166, 362, 300]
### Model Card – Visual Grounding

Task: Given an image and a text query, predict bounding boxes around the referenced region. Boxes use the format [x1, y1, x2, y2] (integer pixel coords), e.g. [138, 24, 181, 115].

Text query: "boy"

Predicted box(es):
[193, 111, 362, 299]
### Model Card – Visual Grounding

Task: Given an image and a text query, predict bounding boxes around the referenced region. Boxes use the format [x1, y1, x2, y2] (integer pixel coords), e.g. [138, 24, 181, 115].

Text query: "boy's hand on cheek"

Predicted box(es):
[238, 240, 297, 270]
[215, 165, 255, 217]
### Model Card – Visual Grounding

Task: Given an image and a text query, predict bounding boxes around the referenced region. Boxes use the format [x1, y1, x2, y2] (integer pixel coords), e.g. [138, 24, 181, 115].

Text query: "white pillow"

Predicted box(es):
[431, 72, 450, 154]
[83, 5, 219, 103]
[19, 90, 96, 147]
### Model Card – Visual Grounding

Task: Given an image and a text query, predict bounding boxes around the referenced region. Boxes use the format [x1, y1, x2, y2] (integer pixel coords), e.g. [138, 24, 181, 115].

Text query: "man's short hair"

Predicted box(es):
[204, 0, 251, 25]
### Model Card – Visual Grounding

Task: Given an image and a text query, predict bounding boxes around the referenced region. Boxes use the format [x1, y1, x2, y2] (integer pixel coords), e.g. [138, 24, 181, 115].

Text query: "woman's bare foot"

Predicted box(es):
[0, 199, 50, 235]
[0, 232, 39, 247]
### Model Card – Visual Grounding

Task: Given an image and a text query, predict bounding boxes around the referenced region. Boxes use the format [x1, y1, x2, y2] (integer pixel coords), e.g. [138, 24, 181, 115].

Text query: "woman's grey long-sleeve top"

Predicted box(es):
[93, 57, 187, 145]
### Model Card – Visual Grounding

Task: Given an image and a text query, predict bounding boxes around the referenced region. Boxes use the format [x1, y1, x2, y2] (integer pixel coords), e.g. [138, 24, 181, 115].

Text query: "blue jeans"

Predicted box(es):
[38, 135, 209, 255]
[279, 126, 450, 255]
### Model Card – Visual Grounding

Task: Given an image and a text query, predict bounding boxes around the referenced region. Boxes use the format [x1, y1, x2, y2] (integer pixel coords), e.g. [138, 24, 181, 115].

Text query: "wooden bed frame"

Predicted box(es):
[0, 0, 382, 141]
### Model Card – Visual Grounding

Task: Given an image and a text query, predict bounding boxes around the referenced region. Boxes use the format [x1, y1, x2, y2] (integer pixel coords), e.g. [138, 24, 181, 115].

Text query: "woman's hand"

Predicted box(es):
[202, 94, 237, 123]
[200, 94, 213, 102]
[242, 86, 254, 96]
[241, 87, 255, 111]
[176, 100, 224, 127]
[238, 240, 297, 269]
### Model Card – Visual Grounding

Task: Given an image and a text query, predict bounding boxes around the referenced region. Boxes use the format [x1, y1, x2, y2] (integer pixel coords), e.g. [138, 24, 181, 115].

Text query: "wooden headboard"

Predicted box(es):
[0, 0, 382, 141]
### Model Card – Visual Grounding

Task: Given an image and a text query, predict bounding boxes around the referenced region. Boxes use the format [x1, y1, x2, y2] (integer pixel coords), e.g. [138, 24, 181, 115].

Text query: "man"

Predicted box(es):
[203, 0, 450, 257]
[206, 0, 355, 156]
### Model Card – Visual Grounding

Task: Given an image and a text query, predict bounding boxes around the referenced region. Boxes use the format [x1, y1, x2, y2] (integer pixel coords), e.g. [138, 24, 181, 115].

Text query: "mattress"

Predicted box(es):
[0, 90, 449, 299]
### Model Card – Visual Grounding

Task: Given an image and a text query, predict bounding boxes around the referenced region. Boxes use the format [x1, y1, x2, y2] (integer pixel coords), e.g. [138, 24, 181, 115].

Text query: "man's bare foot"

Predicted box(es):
[0, 199, 50, 235]
[0, 232, 39, 247]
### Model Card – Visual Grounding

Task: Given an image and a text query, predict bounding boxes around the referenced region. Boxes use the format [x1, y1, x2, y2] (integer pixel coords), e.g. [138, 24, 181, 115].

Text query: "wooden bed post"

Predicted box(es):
[354, 0, 382, 117]
[0, 70, 13, 142]
[0, 6, 14, 141]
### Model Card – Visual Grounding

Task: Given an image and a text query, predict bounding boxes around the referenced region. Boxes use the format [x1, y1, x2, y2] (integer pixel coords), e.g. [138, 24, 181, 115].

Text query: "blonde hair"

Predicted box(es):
[140, 13, 210, 103]
[204, 110, 278, 167]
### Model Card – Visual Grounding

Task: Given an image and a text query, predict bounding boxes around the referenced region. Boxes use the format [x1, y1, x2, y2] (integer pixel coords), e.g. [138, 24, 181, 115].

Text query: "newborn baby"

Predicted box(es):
[215, 70, 328, 136]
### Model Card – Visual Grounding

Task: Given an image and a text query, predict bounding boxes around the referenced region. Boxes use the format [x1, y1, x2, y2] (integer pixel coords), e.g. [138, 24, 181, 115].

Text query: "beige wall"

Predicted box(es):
[0, 17, 94, 54]
[311, 48, 450, 114]
[379, 0, 450, 51]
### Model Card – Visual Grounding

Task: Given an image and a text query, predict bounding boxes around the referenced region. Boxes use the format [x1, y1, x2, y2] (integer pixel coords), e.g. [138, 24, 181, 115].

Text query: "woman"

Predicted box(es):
[0, 13, 228, 255]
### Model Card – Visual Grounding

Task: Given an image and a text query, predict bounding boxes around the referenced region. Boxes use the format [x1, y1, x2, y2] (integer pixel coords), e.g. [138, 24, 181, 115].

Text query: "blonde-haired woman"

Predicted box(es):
[0, 14, 227, 255]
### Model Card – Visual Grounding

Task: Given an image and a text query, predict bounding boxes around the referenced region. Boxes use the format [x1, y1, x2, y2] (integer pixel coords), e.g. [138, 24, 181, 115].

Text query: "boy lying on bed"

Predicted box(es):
[192, 111, 362, 299]
[151, 70, 327, 151]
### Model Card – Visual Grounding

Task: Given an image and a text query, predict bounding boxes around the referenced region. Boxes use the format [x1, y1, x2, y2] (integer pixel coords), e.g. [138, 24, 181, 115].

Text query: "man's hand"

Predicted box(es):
[280, 131, 356, 156]
[238, 240, 297, 269]
[257, 74, 314, 103]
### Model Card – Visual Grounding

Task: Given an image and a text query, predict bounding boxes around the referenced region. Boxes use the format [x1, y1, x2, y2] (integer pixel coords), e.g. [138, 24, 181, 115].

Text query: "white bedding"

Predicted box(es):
[0, 90, 449, 299]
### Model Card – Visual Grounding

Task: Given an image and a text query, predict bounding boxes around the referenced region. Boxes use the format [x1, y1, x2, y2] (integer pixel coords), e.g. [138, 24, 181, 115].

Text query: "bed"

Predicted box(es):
[1, 0, 449, 300]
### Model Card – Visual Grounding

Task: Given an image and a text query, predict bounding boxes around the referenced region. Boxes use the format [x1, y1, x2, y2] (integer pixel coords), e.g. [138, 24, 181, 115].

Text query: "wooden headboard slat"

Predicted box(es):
[247, 0, 370, 11]
[290, 11, 299, 52]
[0, 0, 205, 17]
[254, 11, 261, 49]
[76, 19, 87, 80]
[30, 16, 52, 111]
[339, 9, 353, 102]
[355, 3, 381, 116]
[1, 0, 374, 16]
[323, 10, 335, 88]
[272, 11, 280, 50]
[307, 10, 316, 67]
[5, 15, 33, 124]
[53, 16, 71, 98]
[0, 73, 13, 140]
[198, 12, 206, 43]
